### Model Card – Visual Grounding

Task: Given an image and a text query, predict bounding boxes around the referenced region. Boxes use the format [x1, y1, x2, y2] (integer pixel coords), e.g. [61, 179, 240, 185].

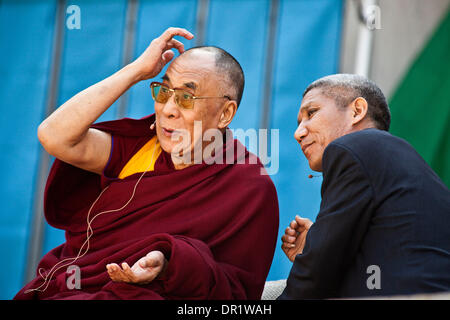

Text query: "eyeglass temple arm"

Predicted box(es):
[193, 95, 232, 100]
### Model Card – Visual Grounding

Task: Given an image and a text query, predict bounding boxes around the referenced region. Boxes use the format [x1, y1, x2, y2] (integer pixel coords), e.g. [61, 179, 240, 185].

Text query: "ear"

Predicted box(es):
[350, 97, 369, 126]
[218, 100, 238, 129]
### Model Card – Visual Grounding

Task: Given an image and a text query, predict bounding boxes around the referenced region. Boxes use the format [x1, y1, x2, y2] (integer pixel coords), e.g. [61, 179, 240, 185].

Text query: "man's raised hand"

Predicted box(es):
[106, 250, 168, 285]
[131, 27, 194, 81]
[281, 215, 313, 262]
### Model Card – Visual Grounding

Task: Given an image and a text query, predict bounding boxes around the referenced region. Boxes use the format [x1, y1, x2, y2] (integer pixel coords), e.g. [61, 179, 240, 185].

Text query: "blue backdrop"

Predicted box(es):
[0, 0, 342, 299]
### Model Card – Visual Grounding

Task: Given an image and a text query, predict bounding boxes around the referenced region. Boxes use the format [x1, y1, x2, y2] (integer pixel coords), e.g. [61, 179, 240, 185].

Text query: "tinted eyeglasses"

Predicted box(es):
[150, 82, 231, 109]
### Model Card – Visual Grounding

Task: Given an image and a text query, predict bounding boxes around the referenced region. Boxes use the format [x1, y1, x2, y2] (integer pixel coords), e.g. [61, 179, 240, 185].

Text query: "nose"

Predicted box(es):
[294, 123, 307, 144]
[158, 93, 180, 119]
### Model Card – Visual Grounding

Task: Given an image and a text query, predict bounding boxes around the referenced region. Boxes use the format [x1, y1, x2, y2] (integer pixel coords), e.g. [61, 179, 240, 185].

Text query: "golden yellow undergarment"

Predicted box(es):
[118, 136, 162, 179]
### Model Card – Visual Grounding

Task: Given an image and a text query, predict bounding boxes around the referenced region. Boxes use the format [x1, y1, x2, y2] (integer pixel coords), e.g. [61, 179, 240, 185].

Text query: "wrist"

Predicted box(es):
[122, 62, 147, 85]
[156, 258, 169, 280]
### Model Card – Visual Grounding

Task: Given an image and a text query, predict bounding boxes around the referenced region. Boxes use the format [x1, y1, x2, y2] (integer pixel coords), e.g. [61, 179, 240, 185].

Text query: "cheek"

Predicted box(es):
[312, 115, 346, 147]
[309, 143, 325, 159]
[158, 136, 174, 154]
[324, 123, 348, 146]
[196, 105, 221, 131]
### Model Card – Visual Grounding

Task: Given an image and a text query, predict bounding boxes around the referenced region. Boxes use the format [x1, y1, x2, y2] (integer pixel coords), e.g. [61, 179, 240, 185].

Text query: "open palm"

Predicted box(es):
[106, 251, 167, 285]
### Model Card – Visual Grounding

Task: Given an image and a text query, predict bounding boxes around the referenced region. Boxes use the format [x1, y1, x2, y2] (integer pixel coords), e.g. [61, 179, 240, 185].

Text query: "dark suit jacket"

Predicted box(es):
[279, 129, 450, 299]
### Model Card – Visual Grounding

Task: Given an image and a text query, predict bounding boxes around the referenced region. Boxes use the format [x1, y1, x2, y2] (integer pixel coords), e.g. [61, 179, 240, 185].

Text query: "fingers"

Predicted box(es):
[153, 28, 193, 55]
[281, 234, 296, 248]
[106, 262, 136, 283]
[281, 242, 296, 250]
[285, 226, 297, 236]
[289, 219, 298, 230]
[281, 226, 297, 248]
[106, 252, 166, 285]
[282, 215, 313, 245]
[106, 263, 119, 276]
[165, 39, 185, 53]
[160, 27, 194, 43]
[121, 262, 138, 282]
[106, 263, 128, 282]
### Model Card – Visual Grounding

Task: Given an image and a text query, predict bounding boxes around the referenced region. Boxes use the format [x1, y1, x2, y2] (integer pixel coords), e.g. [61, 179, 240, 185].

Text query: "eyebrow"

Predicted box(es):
[162, 74, 170, 82]
[161, 74, 197, 91]
[297, 104, 317, 125]
[299, 103, 312, 114]
[184, 82, 197, 90]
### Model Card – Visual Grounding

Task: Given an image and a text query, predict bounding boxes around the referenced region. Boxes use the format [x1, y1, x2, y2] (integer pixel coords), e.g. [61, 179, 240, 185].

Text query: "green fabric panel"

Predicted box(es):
[389, 10, 450, 187]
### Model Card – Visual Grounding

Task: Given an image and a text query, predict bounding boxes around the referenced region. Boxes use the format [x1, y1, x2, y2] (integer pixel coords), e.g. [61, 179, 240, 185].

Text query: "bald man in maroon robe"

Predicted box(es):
[15, 28, 278, 300]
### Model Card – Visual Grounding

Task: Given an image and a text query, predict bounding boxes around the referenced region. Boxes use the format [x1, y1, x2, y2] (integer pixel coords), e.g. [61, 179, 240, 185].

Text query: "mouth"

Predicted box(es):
[301, 142, 314, 154]
[161, 127, 175, 137]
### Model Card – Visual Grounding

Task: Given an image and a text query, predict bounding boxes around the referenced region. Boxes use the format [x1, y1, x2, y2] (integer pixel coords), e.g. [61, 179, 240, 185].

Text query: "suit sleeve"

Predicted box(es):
[279, 143, 375, 299]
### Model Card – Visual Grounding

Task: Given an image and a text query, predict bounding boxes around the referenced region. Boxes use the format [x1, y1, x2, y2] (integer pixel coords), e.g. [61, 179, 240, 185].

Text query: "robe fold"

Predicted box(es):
[14, 114, 279, 300]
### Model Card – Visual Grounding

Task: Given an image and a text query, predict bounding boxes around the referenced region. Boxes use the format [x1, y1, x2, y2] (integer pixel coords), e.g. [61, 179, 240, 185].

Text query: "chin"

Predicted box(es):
[309, 165, 322, 172]
[161, 137, 196, 162]
[159, 139, 175, 155]
[308, 158, 323, 172]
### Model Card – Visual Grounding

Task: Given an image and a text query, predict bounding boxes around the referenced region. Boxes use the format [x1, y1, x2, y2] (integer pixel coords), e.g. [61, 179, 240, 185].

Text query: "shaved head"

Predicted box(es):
[181, 46, 245, 107]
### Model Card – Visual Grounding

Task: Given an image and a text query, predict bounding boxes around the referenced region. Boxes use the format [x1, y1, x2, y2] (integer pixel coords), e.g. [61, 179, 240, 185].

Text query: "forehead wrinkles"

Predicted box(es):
[298, 93, 317, 120]
[166, 55, 217, 87]
[302, 88, 342, 110]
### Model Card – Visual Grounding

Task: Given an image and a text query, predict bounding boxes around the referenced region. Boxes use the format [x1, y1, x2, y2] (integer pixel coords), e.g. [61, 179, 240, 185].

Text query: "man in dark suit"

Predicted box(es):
[279, 74, 450, 299]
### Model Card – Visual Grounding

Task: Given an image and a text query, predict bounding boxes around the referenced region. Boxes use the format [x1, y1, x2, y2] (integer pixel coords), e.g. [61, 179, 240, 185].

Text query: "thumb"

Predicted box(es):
[140, 251, 164, 268]
[139, 257, 159, 269]
[161, 50, 175, 64]
[295, 215, 313, 229]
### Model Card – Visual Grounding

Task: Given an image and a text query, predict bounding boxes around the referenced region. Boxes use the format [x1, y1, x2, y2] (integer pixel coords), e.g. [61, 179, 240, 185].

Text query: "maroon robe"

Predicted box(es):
[15, 115, 279, 300]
